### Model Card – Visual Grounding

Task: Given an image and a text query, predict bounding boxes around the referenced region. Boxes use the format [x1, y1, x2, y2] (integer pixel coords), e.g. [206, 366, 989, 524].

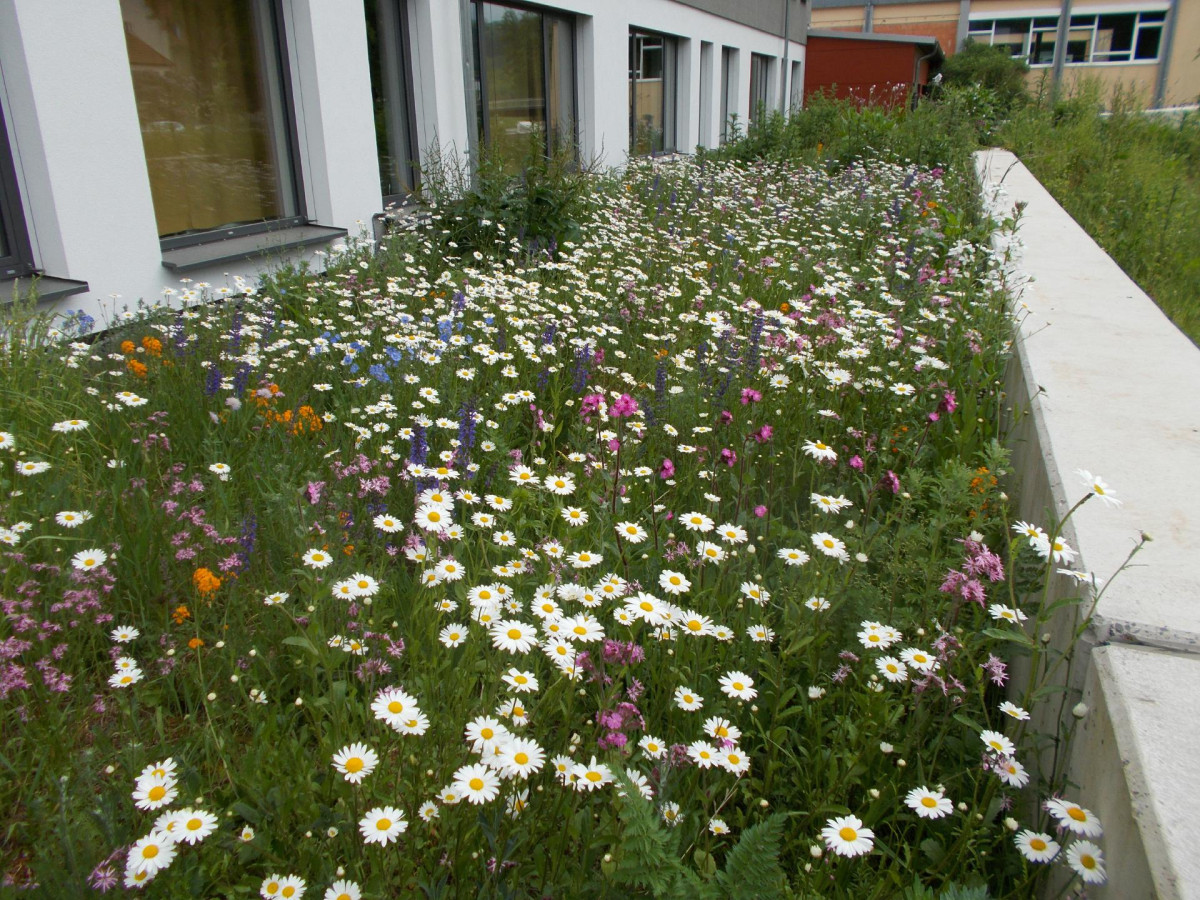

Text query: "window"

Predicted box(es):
[968, 10, 1167, 66]
[720, 47, 734, 143]
[471, 1, 575, 172]
[749, 53, 771, 124]
[366, 0, 419, 204]
[0, 99, 33, 279]
[699, 42, 713, 147]
[121, 0, 303, 243]
[629, 30, 677, 155]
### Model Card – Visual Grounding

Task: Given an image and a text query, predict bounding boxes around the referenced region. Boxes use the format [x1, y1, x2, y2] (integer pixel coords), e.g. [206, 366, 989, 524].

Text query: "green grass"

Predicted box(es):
[1001, 89, 1200, 344]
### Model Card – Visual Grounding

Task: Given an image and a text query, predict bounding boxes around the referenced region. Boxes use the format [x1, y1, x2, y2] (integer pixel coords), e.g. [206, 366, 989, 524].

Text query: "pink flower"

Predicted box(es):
[849, 455, 864, 471]
[753, 505, 767, 518]
[610, 394, 639, 418]
[739, 388, 762, 405]
[720, 448, 737, 467]
[752, 424, 773, 444]
[659, 458, 675, 479]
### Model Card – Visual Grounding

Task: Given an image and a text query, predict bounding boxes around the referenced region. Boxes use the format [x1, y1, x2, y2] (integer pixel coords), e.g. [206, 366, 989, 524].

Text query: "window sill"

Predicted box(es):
[0, 274, 90, 305]
[161, 224, 348, 272]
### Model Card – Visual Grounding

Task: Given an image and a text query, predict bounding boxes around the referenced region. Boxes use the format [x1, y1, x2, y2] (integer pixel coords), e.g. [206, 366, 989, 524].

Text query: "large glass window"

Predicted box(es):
[366, 0, 418, 202]
[471, 1, 575, 171]
[749, 53, 771, 125]
[720, 47, 734, 143]
[629, 30, 677, 155]
[120, 0, 302, 241]
[968, 10, 1167, 66]
[0, 100, 34, 279]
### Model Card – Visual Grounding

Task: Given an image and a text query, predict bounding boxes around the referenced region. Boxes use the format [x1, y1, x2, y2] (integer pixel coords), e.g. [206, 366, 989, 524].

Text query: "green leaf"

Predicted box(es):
[981, 627, 1034, 648]
[282, 635, 319, 657]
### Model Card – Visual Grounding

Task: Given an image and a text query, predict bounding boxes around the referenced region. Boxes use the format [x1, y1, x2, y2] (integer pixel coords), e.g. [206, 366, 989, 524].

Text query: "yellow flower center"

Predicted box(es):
[507, 628, 521, 640]
[514, 752, 529, 765]
[1030, 838, 1047, 851]
[481, 728, 494, 739]
[839, 827, 857, 842]
[148, 785, 166, 802]
[469, 777, 484, 790]
[428, 511, 441, 522]
[187, 817, 203, 830]
[733, 682, 744, 691]
[345, 757, 364, 773]
[585, 771, 603, 782]
[1080, 854, 1096, 869]
[142, 844, 159, 859]
[823, 540, 834, 549]
[1067, 808, 1086, 822]
[687, 620, 702, 631]
[388, 701, 404, 713]
[282, 888, 296, 898]
[921, 797, 937, 808]
[376, 818, 392, 830]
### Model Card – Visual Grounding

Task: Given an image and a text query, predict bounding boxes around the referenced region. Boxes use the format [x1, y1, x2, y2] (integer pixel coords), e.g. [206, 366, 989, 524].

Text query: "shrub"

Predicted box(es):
[940, 40, 1029, 112]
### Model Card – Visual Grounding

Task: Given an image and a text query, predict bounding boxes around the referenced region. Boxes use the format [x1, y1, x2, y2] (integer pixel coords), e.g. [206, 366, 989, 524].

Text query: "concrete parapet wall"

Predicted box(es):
[977, 149, 1200, 899]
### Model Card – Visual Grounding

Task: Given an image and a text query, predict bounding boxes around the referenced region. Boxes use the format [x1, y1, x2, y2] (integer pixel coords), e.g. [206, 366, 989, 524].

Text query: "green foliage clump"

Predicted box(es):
[418, 135, 599, 261]
[940, 40, 1029, 112]
[1001, 83, 1200, 343]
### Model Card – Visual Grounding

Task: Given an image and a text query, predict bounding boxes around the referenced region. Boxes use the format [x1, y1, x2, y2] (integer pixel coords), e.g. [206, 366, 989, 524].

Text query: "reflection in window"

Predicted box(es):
[366, 0, 418, 202]
[629, 30, 676, 155]
[471, 1, 575, 171]
[120, 0, 300, 240]
[967, 10, 1167, 65]
[749, 53, 771, 124]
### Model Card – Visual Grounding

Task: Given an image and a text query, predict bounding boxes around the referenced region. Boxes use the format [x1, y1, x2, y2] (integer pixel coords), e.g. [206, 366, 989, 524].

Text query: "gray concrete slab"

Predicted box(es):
[978, 149, 1200, 654]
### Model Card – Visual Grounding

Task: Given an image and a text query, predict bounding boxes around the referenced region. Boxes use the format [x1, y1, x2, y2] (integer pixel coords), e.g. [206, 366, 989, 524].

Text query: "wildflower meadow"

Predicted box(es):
[0, 150, 1129, 898]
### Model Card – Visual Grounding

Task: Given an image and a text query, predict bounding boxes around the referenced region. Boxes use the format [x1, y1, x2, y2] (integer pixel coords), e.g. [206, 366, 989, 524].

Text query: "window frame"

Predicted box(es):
[128, 0, 310, 252]
[968, 8, 1168, 66]
[0, 98, 34, 280]
[470, 0, 578, 162]
[367, 0, 421, 206]
[629, 27, 678, 155]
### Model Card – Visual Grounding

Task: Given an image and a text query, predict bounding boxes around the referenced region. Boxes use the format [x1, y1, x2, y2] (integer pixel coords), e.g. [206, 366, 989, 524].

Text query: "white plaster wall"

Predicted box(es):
[0, 0, 803, 327]
[287, 0, 382, 234]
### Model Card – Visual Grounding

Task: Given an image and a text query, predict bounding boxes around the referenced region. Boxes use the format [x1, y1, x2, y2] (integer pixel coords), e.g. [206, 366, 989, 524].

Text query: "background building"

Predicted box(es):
[0, 0, 806, 326]
[811, 0, 1200, 107]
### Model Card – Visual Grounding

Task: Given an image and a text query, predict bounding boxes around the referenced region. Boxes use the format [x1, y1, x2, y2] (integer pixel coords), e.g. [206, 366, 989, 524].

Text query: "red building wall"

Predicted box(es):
[804, 36, 930, 106]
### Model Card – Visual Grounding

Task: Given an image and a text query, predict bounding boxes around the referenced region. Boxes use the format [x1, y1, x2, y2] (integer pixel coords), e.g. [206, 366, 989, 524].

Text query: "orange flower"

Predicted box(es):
[187, 637, 204, 649]
[141, 336, 163, 356]
[779, 302, 790, 313]
[127, 358, 148, 378]
[172, 605, 191, 625]
[193, 568, 221, 595]
[120, 340, 136, 355]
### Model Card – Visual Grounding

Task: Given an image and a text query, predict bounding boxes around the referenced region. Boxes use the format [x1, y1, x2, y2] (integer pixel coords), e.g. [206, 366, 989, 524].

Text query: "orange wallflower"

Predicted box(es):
[127, 358, 148, 378]
[187, 637, 204, 649]
[172, 605, 191, 625]
[120, 340, 136, 355]
[193, 568, 221, 595]
[141, 336, 163, 356]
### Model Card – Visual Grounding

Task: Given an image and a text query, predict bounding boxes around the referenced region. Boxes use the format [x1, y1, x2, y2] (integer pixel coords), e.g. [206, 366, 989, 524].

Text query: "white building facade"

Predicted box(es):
[0, 0, 806, 327]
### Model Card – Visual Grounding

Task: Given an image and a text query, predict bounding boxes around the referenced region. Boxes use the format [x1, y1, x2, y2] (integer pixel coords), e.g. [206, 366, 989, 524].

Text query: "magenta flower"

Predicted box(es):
[659, 458, 675, 479]
[610, 394, 639, 418]
[720, 448, 737, 467]
[752, 424, 773, 444]
[740, 388, 762, 405]
[753, 505, 767, 518]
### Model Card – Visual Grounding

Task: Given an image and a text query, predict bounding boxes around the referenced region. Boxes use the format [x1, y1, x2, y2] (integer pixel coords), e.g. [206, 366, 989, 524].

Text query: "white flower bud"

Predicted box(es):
[1072, 702, 1089, 718]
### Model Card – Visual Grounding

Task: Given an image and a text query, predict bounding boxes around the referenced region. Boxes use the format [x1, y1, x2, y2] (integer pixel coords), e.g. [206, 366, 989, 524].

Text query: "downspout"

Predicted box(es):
[864, 0, 875, 32]
[1153, 0, 1178, 108]
[913, 46, 939, 109]
[780, 0, 791, 113]
[1050, 0, 1073, 101]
